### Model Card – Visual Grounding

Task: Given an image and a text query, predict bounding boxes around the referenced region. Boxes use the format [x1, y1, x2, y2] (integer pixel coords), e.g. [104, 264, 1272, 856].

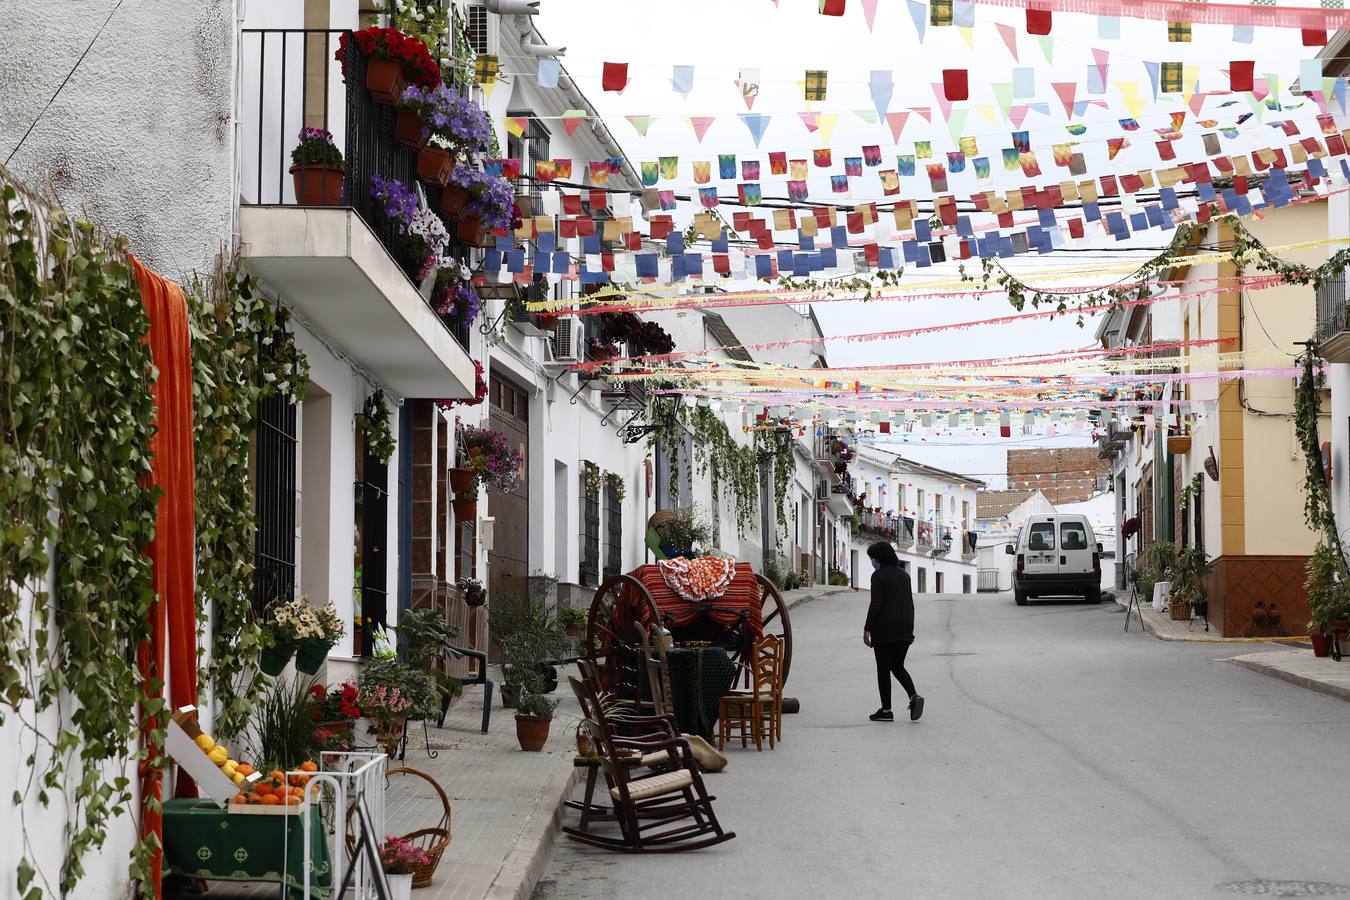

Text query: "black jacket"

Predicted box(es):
[866, 565, 915, 643]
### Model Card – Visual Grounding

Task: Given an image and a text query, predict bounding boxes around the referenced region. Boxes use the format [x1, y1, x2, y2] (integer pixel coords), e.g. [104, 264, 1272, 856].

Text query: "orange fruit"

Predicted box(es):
[299, 761, 317, 773]
[285, 793, 301, 805]
[253, 783, 275, 797]
[260, 794, 281, 806]
[232, 794, 249, 805]
[236, 763, 255, 777]
[267, 770, 286, 784]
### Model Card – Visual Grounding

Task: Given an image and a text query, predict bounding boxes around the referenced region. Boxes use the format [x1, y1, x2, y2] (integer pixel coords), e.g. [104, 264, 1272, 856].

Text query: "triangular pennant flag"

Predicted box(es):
[799, 111, 819, 133]
[504, 116, 528, 138]
[687, 116, 715, 142]
[1036, 34, 1054, 63]
[561, 110, 587, 136]
[933, 82, 955, 118]
[1090, 48, 1110, 94]
[1143, 61, 1161, 100]
[1117, 81, 1145, 119]
[885, 111, 910, 142]
[1052, 82, 1076, 117]
[947, 108, 970, 145]
[672, 65, 694, 98]
[870, 70, 894, 118]
[861, 0, 879, 30]
[975, 103, 997, 123]
[1010, 105, 1031, 128]
[906, 0, 927, 42]
[817, 112, 840, 146]
[738, 69, 762, 110]
[853, 109, 879, 124]
[740, 113, 771, 147]
[958, 26, 975, 50]
[997, 22, 1019, 60]
[992, 83, 1014, 120]
[911, 106, 932, 123]
[626, 115, 655, 137]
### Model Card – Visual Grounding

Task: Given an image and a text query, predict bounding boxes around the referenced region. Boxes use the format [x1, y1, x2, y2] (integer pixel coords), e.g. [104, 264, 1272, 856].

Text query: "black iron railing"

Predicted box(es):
[897, 515, 916, 545]
[239, 28, 473, 353]
[1317, 271, 1348, 342]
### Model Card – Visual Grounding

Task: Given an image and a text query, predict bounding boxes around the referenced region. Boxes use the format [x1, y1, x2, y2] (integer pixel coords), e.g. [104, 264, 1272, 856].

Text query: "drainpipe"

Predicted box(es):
[230, 0, 247, 254]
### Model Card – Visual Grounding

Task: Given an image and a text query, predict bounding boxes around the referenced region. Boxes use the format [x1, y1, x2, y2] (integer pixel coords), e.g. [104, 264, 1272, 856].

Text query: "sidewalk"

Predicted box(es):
[1228, 649, 1350, 703]
[779, 582, 856, 611]
[1116, 594, 1308, 644]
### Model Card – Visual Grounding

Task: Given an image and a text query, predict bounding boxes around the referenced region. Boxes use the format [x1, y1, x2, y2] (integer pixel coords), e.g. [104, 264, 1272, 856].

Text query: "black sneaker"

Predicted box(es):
[869, 709, 894, 722]
[909, 695, 925, 721]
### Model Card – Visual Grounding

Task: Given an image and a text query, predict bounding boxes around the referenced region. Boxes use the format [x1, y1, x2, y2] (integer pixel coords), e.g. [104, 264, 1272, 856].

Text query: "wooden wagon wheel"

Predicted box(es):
[585, 574, 661, 699]
[755, 575, 793, 687]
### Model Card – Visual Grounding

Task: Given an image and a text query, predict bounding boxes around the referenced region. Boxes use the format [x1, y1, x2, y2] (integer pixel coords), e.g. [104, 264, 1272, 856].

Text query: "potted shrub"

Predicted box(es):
[460, 424, 524, 493]
[359, 656, 439, 757]
[309, 681, 361, 750]
[459, 577, 486, 608]
[1170, 545, 1211, 621]
[295, 601, 346, 674]
[396, 607, 465, 716]
[336, 27, 441, 104]
[514, 691, 559, 752]
[370, 174, 453, 284]
[358, 681, 412, 758]
[1305, 543, 1349, 657]
[289, 127, 344, 206]
[445, 165, 515, 245]
[494, 599, 567, 709]
[558, 606, 587, 639]
[380, 835, 429, 900]
[651, 507, 711, 559]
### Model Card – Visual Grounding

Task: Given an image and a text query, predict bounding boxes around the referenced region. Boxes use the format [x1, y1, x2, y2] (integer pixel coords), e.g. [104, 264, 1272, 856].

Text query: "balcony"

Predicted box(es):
[917, 521, 934, 552]
[237, 28, 478, 396]
[896, 515, 916, 548]
[961, 530, 977, 561]
[1317, 271, 1350, 363]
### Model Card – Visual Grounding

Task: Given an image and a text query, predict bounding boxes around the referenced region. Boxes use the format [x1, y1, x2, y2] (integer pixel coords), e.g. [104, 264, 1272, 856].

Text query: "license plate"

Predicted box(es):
[1029, 553, 1054, 564]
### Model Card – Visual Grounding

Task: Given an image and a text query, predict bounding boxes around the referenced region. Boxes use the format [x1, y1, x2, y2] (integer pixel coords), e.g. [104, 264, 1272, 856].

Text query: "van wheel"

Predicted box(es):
[1014, 590, 1028, 606]
[1086, 587, 1102, 604]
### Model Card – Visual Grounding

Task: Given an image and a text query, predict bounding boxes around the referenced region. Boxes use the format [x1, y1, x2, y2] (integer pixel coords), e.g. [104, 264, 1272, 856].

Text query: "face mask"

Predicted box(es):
[871, 559, 881, 571]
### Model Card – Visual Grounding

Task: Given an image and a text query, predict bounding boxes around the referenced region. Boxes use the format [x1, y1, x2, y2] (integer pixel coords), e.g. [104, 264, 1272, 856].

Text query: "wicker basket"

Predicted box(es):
[648, 509, 678, 529]
[1168, 597, 1190, 621]
[347, 766, 451, 888]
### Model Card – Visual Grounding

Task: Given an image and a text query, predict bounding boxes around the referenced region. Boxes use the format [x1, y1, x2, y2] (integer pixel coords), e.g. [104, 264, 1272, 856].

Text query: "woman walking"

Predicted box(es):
[863, 541, 924, 722]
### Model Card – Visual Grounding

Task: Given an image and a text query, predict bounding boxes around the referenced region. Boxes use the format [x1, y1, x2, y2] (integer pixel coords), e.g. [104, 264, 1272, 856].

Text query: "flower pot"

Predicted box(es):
[371, 715, 406, 759]
[416, 147, 454, 186]
[394, 106, 427, 151]
[660, 545, 693, 560]
[449, 467, 477, 492]
[1167, 434, 1192, 454]
[289, 164, 344, 206]
[463, 587, 486, 608]
[366, 57, 406, 104]
[386, 872, 413, 900]
[500, 682, 521, 708]
[452, 498, 477, 521]
[259, 642, 295, 677]
[440, 183, 471, 218]
[515, 714, 552, 751]
[315, 719, 355, 750]
[1168, 597, 1190, 621]
[574, 723, 591, 757]
[457, 215, 493, 247]
[1312, 633, 1333, 657]
[294, 638, 331, 674]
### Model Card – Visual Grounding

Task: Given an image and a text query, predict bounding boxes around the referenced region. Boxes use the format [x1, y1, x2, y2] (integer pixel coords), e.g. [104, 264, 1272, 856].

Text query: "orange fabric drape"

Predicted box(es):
[130, 254, 198, 900]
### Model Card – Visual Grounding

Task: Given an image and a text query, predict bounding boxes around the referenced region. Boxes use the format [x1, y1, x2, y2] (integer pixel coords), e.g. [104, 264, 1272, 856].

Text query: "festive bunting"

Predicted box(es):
[738, 69, 761, 110]
[805, 70, 829, 102]
[870, 70, 895, 118]
[626, 115, 655, 137]
[1026, 7, 1052, 35]
[602, 62, 629, 92]
[672, 65, 695, 98]
[741, 113, 771, 147]
[943, 69, 969, 101]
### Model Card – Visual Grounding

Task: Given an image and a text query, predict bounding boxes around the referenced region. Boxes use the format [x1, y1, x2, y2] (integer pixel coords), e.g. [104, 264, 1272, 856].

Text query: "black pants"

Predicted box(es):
[873, 639, 916, 709]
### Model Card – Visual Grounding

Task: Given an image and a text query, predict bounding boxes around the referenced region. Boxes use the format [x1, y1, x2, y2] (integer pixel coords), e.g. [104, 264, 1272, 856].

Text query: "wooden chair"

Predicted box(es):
[636, 623, 674, 718]
[564, 670, 735, 853]
[717, 635, 783, 751]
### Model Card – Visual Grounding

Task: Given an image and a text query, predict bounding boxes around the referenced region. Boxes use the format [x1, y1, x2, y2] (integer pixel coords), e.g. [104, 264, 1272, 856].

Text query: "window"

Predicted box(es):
[253, 353, 298, 612]
[934, 493, 944, 531]
[962, 574, 972, 594]
[580, 463, 600, 587]
[917, 568, 927, 593]
[464, 3, 491, 55]
[355, 424, 389, 657]
[1060, 521, 1088, 551]
[604, 477, 622, 580]
[916, 489, 925, 516]
[962, 500, 970, 531]
[935, 572, 944, 593]
[1028, 522, 1056, 551]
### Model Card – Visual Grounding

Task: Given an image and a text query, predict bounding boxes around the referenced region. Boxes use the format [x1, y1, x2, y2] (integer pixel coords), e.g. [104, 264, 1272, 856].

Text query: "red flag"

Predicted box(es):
[1026, 7, 1052, 35]
[562, 193, 582, 216]
[1230, 61, 1254, 92]
[1156, 140, 1176, 161]
[819, 0, 846, 15]
[1303, 27, 1328, 47]
[942, 69, 969, 101]
[602, 62, 628, 92]
[1068, 218, 1085, 239]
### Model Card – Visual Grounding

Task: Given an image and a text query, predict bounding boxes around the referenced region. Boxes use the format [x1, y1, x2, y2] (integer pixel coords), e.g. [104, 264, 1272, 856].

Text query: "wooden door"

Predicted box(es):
[488, 375, 530, 647]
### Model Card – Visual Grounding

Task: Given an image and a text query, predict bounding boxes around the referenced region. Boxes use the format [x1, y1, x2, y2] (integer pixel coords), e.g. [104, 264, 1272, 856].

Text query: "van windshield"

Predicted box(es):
[1027, 523, 1055, 551]
[1060, 521, 1089, 551]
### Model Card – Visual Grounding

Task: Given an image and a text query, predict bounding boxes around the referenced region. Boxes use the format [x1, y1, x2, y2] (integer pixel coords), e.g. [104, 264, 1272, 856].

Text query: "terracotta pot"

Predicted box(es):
[366, 57, 406, 104]
[440, 183, 471, 218]
[289, 164, 344, 206]
[394, 106, 428, 151]
[452, 498, 477, 521]
[449, 467, 477, 492]
[515, 714, 552, 752]
[457, 215, 493, 247]
[1312, 633, 1332, 657]
[574, 723, 591, 757]
[416, 147, 453, 186]
[1166, 435, 1192, 455]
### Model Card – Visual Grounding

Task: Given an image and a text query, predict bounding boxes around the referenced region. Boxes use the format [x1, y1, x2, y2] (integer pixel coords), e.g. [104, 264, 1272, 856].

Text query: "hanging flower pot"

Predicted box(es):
[440, 183, 471, 218]
[449, 467, 477, 493]
[294, 638, 331, 674]
[463, 585, 486, 608]
[457, 215, 493, 248]
[416, 147, 453, 186]
[394, 106, 428, 151]
[453, 498, 478, 521]
[1166, 434, 1192, 455]
[366, 57, 406, 104]
[289, 164, 344, 206]
[259, 642, 296, 677]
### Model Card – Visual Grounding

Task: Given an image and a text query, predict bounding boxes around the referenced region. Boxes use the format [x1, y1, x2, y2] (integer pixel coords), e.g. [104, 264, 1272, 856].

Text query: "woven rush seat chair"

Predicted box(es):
[563, 665, 734, 853]
[718, 634, 783, 751]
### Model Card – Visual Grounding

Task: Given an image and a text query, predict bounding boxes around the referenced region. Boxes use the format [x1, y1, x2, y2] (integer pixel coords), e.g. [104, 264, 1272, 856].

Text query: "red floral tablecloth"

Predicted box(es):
[657, 556, 737, 602]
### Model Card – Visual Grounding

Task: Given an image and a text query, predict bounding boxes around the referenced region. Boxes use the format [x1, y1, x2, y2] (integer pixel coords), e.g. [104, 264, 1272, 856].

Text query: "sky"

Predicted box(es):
[530, 0, 1321, 480]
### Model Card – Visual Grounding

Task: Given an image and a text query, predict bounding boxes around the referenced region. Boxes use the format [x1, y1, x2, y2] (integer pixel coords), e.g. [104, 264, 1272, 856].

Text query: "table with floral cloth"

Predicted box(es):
[162, 798, 332, 898]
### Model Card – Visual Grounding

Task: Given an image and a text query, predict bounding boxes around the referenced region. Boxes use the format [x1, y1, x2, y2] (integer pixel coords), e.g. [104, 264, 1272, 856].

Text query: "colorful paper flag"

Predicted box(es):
[602, 62, 629, 92]
[845, 157, 863, 176]
[805, 70, 829, 101]
[692, 160, 712, 184]
[898, 155, 916, 176]
[788, 180, 809, 201]
[659, 156, 679, 180]
[831, 174, 850, 193]
[770, 152, 787, 175]
[915, 140, 932, 159]
[943, 69, 969, 101]
[863, 145, 883, 166]
[742, 159, 760, 180]
[1026, 7, 1051, 35]
[814, 148, 833, 167]
[640, 161, 658, 186]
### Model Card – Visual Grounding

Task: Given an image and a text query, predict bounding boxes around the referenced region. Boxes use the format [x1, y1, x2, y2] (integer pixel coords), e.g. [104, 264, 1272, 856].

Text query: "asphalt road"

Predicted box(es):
[533, 590, 1350, 900]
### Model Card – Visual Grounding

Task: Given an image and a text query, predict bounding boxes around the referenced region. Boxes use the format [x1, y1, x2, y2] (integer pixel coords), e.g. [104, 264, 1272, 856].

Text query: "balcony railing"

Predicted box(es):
[961, 531, 977, 560]
[239, 28, 471, 352]
[897, 515, 916, 547]
[1317, 271, 1350, 363]
[917, 521, 933, 551]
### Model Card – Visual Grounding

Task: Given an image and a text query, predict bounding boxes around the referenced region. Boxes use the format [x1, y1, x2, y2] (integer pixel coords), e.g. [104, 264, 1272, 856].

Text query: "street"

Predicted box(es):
[535, 590, 1350, 900]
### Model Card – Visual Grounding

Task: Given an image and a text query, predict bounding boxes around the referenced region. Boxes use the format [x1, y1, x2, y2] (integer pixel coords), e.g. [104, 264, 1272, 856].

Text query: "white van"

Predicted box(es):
[1006, 514, 1102, 605]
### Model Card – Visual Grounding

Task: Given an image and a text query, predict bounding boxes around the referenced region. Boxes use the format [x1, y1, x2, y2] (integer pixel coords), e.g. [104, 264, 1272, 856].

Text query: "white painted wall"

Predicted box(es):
[1328, 189, 1350, 544]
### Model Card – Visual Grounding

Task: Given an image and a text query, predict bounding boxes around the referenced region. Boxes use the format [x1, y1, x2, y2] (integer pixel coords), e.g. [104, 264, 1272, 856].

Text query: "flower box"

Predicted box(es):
[366, 57, 406, 105]
[416, 147, 454, 187]
[440, 184, 471, 218]
[394, 107, 428, 151]
[457, 216, 493, 247]
[1166, 434, 1192, 455]
[290, 164, 344, 206]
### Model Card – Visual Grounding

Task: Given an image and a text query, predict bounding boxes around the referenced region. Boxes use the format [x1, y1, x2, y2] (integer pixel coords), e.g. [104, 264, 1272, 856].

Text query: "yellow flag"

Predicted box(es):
[1116, 82, 1145, 121]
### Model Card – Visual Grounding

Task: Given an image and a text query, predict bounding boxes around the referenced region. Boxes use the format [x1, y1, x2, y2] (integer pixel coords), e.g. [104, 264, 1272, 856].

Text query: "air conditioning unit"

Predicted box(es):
[552, 316, 580, 362]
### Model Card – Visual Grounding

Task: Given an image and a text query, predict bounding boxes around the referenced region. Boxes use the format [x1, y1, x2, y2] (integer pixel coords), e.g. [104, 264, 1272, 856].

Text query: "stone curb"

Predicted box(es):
[1227, 651, 1350, 704]
[783, 585, 854, 611]
[484, 754, 582, 900]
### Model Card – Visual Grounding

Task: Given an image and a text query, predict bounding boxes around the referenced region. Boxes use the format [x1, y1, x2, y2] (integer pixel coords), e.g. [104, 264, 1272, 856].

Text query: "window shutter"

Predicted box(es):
[252, 341, 297, 612]
[605, 480, 622, 580]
